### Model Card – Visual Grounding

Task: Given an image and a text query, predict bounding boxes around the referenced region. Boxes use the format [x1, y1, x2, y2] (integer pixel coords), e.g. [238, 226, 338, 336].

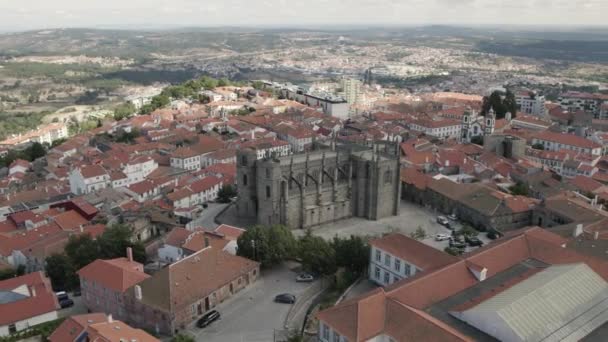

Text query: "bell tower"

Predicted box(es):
[461, 107, 472, 143]
[485, 108, 496, 136]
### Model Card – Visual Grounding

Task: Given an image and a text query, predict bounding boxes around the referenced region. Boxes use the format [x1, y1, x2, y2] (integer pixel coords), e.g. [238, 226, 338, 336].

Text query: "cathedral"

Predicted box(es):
[235, 142, 401, 229]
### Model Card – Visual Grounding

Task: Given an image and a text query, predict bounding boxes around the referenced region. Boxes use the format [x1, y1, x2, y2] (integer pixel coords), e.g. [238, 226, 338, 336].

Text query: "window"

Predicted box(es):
[375, 250, 381, 262]
[243, 174, 248, 186]
[404, 264, 411, 276]
[333, 332, 340, 342]
[8, 324, 16, 334]
[322, 323, 330, 340]
[383, 271, 390, 284]
[384, 254, 391, 267]
[266, 168, 271, 178]
[374, 267, 380, 280]
[266, 186, 271, 198]
[394, 259, 401, 272]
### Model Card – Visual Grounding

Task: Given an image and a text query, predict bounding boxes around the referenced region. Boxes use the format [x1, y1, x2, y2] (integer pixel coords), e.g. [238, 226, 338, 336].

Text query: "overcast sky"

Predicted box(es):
[0, 0, 606, 31]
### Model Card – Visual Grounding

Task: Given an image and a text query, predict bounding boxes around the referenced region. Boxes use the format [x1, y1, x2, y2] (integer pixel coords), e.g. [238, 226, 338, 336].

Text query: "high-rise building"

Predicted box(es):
[340, 78, 362, 106]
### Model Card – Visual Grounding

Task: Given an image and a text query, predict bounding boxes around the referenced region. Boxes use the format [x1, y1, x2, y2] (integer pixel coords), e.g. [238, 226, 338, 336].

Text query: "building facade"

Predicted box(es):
[236, 142, 401, 229]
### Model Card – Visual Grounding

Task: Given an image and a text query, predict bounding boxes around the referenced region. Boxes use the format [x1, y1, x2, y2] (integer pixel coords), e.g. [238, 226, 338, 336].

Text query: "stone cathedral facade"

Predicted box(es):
[235, 142, 401, 229]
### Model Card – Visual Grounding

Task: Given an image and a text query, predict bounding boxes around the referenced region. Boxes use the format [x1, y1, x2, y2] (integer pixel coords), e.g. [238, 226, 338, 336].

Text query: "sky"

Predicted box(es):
[0, 0, 606, 31]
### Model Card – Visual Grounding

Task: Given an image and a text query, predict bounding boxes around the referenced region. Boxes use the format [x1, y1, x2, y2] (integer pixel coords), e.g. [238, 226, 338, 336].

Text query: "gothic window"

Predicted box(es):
[241, 155, 247, 166]
[266, 168, 271, 178]
[243, 174, 248, 186]
[384, 170, 392, 184]
[266, 186, 271, 198]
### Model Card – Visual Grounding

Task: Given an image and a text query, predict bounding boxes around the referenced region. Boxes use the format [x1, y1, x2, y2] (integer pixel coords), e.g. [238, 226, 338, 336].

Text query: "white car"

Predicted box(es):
[437, 216, 449, 226]
[448, 214, 457, 221]
[435, 234, 451, 241]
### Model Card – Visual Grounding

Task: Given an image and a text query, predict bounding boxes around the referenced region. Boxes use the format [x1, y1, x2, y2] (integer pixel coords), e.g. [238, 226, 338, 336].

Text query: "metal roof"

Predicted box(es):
[453, 263, 608, 342]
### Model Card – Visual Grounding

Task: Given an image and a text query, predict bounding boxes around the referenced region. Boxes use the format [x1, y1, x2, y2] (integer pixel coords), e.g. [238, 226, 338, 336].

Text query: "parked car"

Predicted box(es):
[59, 298, 74, 309]
[196, 310, 220, 328]
[72, 288, 81, 297]
[274, 293, 296, 304]
[449, 241, 467, 249]
[450, 235, 464, 243]
[465, 236, 484, 247]
[202, 203, 209, 209]
[296, 273, 314, 282]
[487, 230, 502, 240]
[55, 291, 69, 301]
[436, 216, 449, 226]
[448, 214, 457, 221]
[435, 234, 451, 241]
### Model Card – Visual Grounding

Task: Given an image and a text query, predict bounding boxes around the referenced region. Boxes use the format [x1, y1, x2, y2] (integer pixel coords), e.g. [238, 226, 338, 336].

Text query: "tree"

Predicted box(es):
[237, 225, 296, 267]
[331, 235, 369, 275]
[503, 89, 518, 118]
[45, 253, 78, 291]
[510, 182, 529, 196]
[217, 78, 230, 87]
[217, 184, 237, 203]
[171, 333, 195, 342]
[29, 142, 46, 160]
[409, 226, 427, 240]
[98, 224, 147, 263]
[113, 102, 136, 121]
[65, 234, 100, 270]
[298, 230, 336, 275]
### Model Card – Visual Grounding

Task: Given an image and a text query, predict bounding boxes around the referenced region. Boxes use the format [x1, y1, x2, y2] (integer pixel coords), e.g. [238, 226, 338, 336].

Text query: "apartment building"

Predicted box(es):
[516, 91, 546, 116]
[532, 131, 602, 156]
[409, 118, 462, 139]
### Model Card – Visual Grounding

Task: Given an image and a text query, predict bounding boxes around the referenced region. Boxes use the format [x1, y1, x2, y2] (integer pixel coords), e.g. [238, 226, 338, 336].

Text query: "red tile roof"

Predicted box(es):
[535, 131, 601, 150]
[48, 313, 108, 342]
[78, 258, 149, 293]
[0, 272, 59, 326]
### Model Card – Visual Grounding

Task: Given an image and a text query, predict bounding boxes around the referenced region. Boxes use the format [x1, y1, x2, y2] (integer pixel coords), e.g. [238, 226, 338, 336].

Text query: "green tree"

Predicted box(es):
[171, 333, 195, 342]
[217, 78, 230, 87]
[65, 234, 101, 270]
[510, 182, 529, 196]
[504, 89, 518, 118]
[298, 230, 336, 275]
[45, 253, 78, 291]
[331, 235, 369, 275]
[217, 184, 237, 203]
[252, 81, 265, 90]
[114, 102, 136, 121]
[409, 226, 427, 240]
[237, 225, 295, 267]
[98, 224, 147, 263]
[29, 142, 46, 160]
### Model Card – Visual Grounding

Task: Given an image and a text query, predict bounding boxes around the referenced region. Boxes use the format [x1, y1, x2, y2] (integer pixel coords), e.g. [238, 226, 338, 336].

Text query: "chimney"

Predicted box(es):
[134, 285, 142, 300]
[126, 247, 133, 262]
[573, 224, 583, 238]
[108, 314, 113, 323]
[595, 231, 600, 240]
[30, 286, 36, 297]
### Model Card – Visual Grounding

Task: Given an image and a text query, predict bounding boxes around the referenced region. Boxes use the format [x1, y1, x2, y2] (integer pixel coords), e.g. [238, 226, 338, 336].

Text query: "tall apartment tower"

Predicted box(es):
[236, 142, 401, 229]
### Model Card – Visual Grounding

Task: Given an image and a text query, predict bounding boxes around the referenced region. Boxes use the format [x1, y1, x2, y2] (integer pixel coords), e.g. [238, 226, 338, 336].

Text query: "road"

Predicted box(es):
[188, 264, 316, 342]
[188, 202, 230, 230]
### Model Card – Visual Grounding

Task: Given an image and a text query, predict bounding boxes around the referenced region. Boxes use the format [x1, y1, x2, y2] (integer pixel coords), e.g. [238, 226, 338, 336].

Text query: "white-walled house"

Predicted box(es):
[123, 156, 158, 185]
[69, 165, 111, 195]
[369, 233, 458, 286]
[0, 272, 59, 337]
[167, 176, 223, 210]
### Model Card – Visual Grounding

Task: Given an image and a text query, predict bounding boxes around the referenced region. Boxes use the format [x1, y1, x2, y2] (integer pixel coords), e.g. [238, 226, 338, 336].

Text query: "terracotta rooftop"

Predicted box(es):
[0, 272, 59, 326]
[78, 257, 150, 293]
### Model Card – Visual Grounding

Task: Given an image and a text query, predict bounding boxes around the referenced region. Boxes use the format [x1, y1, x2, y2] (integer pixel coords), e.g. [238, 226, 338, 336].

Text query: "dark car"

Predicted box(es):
[465, 236, 484, 247]
[196, 310, 220, 328]
[449, 240, 467, 249]
[73, 288, 82, 297]
[59, 298, 74, 309]
[274, 293, 296, 304]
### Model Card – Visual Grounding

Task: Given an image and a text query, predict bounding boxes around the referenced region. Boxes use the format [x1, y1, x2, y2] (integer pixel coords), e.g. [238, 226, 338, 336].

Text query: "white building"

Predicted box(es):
[123, 156, 158, 185]
[369, 233, 458, 286]
[69, 165, 111, 195]
[0, 272, 59, 337]
[0, 123, 68, 148]
[532, 131, 602, 156]
[409, 118, 462, 139]
[516, 91, 546, 117]
[558, 91, 608, 114]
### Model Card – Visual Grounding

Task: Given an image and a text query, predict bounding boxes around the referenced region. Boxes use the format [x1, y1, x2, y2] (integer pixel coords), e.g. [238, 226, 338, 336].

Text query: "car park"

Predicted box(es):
[296, 273, 314, 282]
[435, 234, 451, 241]
[274, 293, 296, 304]
[197, 310, 221, 328]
